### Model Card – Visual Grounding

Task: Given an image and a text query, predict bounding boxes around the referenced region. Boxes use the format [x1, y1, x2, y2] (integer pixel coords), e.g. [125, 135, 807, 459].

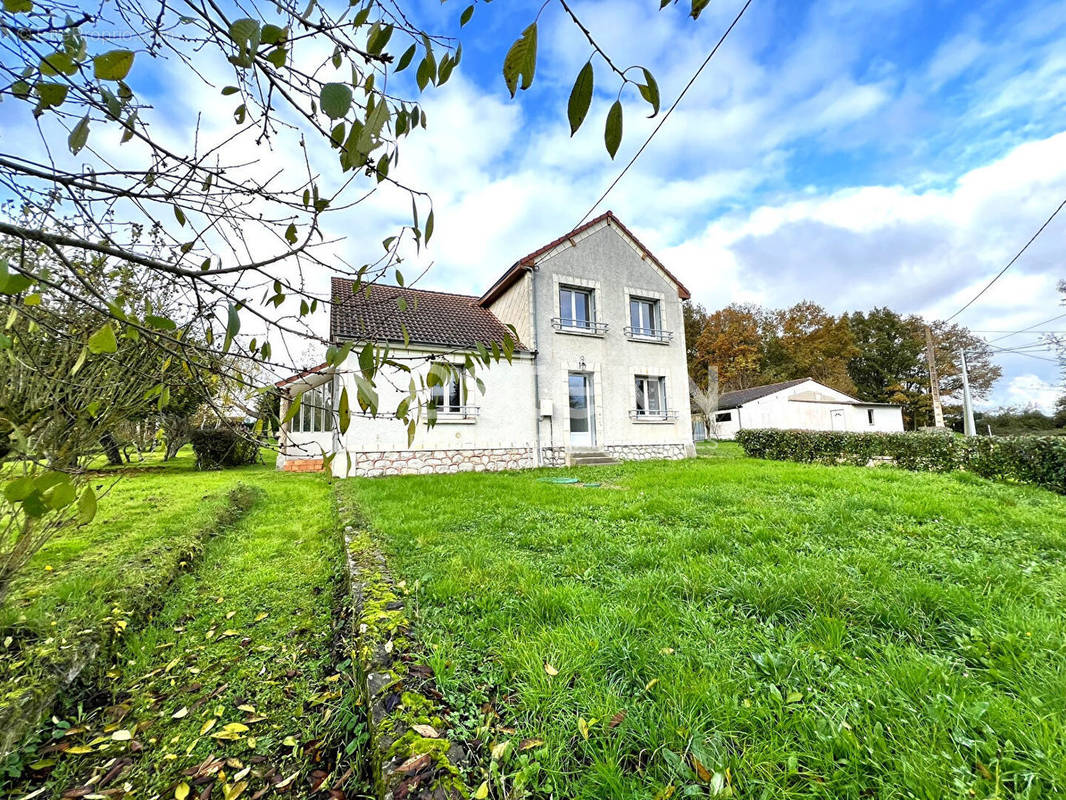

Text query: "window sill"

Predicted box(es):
[626, 334, 672, 345]
[554, 327, 607, 339]
[630, 413, 679, 423]
[433, 414, 478, 425]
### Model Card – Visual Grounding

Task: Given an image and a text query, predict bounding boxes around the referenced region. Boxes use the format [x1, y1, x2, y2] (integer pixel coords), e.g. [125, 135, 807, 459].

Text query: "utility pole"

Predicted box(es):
[960, 349, 977, 436]
[925, 325, 946, 429]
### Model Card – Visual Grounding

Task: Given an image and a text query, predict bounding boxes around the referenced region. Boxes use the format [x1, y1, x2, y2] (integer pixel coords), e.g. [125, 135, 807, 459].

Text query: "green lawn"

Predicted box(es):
[3, 451, 367, 799]
[339, 454, 1066, 799]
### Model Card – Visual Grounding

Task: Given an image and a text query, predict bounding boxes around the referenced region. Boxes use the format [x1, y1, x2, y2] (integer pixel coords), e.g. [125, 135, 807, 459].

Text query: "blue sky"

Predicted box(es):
[2, 0, 1064, 409]
[365, 0, 1066, 410]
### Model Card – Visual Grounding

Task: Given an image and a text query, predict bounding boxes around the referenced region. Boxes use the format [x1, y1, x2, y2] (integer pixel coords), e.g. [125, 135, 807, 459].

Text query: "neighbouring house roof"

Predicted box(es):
[330, 278, 526, 350]
[477, 210, 691, 306]
[717, 378, 810, 410]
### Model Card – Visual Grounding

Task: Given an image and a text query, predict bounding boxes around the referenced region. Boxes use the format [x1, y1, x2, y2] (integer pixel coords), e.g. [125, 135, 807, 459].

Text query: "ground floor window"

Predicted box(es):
[634, 375, 666, 415]
[291, 381, 334, 433]
[715, 411, 732, 423]
[867, 408, 875, 425]
[430, 367, 465, 413]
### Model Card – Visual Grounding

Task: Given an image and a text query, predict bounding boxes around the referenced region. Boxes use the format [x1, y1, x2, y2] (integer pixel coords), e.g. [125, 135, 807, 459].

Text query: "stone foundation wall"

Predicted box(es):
[605, 443, 690, 461]
[348, 447, 535, 478]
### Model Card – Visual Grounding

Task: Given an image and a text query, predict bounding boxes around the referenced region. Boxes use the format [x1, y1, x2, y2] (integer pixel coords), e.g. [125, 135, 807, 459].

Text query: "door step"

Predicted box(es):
[566, 450, 621, 467]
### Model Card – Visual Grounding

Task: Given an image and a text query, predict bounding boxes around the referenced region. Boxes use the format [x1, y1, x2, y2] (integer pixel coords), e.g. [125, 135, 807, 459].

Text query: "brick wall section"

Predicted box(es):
[283, 458, 324, 472]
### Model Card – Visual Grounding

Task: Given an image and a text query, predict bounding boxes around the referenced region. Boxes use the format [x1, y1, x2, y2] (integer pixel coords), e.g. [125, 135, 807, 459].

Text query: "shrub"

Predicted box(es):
[189, 428, 260, 469]
[735, 428, 1066, 494]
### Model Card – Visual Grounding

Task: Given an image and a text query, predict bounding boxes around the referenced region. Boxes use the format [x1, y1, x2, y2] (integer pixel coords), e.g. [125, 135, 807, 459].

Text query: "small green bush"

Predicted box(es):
[735, 428, 1066, 494]
[189, 428, 260, 469]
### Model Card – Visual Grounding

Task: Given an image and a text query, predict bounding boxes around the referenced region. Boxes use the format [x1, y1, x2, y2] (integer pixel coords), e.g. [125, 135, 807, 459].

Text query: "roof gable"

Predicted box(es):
[479, 211, 690, 306]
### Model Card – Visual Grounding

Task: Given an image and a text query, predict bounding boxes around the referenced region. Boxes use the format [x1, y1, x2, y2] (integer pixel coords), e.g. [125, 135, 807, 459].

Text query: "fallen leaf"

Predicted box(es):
[578, 717, 590, 741]
[200, 719, 217, 736]
[473, 782, 489, 800]
[253, 612, 269, 622]
[652, 785, 676, 800]
[644, 678, 659, 692]
[111, 730, 132, 741]
[519, 738, 544, 751]
[226, 611, 236, 619]
[411, 724, 439, 738]
[490, 741, 509, 761]
[544, 662, 558, 676]
[396, 753, 432, 774]
[66, 746, 94, 754]
[224, 780, 247, 800]
[609, 710, 627, 728]
[175, 781, 190, 800]
[173, 707, 189, 719]
[692, 756, 712, 782]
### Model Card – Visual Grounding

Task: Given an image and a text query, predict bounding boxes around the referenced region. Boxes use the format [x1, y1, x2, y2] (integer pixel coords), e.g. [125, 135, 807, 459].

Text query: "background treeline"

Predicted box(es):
[683, 300, 1023, 431]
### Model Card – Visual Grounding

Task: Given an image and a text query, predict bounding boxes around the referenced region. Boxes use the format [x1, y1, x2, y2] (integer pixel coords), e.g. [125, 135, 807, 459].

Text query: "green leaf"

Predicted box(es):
[93, 50, 135, 81]
[425, 210, 434, 244]
[691, 0, 711, 19]
[3, 0, 32, 12]
[358, 342, 374, 377]
[221, 85, 240, 96]
[367, 23, 393, 55]
[502, 22, 537, 98]
[41, 51, 77, 76]
[88, 323, 118, 354]
[228, 18, 260, 46]
[0, 260, 33, 295]
[460, 4, 474, 26]
[285, 223, 298, 245]
[78, 485, 97, 524]
[67, 115, 90, 155]
[174, 205, 186, 227]
[605, 99, 623, 159]
[145, 314, 176, 330]
[261, 24, 286, 44]
[320, 82, 352, 119]
[638, 68, 660, 116]
[4, 476, 34, 502]
[396, 44, 417, 72]
[567, 61, 594, 136]
[223, 303, 240, 353]
[35, 82, 68, 111]
[46, 478, 76, 510]
[338, 387, 351, 433]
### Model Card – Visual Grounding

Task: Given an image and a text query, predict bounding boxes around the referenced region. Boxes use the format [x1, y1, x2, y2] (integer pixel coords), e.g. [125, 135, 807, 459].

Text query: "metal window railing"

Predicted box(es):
[624, 326, 673, 343]
[629, 409, 679, 420]
[551, 317, 609, 334]
[430, 405, 481, 419]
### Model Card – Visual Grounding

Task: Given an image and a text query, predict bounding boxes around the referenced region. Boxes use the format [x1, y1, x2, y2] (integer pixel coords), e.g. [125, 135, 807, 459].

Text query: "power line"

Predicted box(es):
[986, 311, 1066, 343]
[578, 0, 755, 225]
[944, 197, 1066, 323]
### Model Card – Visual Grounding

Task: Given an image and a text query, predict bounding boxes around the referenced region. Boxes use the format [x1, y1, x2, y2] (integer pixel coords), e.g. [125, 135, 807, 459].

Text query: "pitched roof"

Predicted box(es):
[717, 378, 810, 410]
[275, 362, 328, 388]
[330, 278, 525, 350]
[478, 211, 691, 306]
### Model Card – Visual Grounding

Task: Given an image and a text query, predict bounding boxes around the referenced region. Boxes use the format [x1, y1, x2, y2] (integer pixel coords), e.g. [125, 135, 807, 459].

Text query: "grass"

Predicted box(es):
[3, 451, 368, 799]
[339, 452, 1066, 799]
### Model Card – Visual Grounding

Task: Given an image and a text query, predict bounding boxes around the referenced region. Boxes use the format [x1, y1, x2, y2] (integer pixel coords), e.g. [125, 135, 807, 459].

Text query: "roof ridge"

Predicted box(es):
[332, 278, 479, 302]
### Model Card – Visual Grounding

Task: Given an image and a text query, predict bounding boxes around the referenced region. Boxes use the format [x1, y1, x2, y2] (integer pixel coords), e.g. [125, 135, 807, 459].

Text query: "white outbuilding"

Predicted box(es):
[707, 378, 904, 439]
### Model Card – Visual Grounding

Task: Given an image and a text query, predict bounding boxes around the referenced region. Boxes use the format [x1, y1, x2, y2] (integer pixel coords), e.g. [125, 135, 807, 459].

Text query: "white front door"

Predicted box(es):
[830, 409, 845, 431]
[568, 373, 594, 446]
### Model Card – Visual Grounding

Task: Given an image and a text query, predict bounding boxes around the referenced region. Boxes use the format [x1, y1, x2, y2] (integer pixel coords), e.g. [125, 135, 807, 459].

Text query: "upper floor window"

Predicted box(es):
[291, 381, 334, 433]
[559, 286, 594, 329]
[634, 375, 666, 416]
[629, 298, 659, 335]
[625, 295, 672, 342]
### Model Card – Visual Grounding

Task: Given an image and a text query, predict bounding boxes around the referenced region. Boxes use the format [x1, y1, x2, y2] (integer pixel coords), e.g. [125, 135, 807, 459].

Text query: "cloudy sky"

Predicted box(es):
[2, 0, 1064, 409]
[362, 0, 1066, 411]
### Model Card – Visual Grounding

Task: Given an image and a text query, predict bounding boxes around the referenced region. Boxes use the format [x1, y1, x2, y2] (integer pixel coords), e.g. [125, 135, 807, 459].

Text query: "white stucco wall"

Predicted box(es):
[278, 347, 538, 476]
[495, 219, 694, 456]
[710, 379, 904, 439]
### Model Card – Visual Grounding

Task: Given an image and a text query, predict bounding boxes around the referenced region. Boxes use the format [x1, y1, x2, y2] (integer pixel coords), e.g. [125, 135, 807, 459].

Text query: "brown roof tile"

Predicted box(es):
[330, 278, 525, 350]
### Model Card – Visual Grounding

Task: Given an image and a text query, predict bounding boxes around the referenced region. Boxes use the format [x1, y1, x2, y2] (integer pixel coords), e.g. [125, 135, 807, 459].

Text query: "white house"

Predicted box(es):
[707, 378, 904, 439]
[276, 212, 696, 477]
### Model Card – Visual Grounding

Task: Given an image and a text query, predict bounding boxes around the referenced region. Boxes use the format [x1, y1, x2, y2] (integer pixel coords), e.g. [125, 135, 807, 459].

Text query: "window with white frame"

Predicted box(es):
[634, 375, 667, 416]
[629, 297, 660, 336]
[291, 381, 334, 433]
[559, 286, 594, 329]
[429, 366, 465, 413]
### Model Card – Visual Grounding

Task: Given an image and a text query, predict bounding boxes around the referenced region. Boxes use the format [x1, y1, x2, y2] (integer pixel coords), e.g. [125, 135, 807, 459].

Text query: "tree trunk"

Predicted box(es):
[100, 431, 122, 466]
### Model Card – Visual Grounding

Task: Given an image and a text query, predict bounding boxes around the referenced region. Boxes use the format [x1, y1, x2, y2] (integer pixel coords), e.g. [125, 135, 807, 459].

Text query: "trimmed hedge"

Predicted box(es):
[735, 428, 1066, 494]
[189, 427, 260, 469]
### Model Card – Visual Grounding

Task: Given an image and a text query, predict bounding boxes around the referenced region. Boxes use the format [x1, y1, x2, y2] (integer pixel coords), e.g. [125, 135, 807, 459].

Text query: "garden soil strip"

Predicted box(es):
[7, 472, 369, 799]
[0, 484, 256, 760]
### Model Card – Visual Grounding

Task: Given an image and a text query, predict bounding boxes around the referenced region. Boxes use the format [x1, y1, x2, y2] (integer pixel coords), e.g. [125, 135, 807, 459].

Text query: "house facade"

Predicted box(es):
[706, 378, 905, 439]
[277, 212, 696, 477]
